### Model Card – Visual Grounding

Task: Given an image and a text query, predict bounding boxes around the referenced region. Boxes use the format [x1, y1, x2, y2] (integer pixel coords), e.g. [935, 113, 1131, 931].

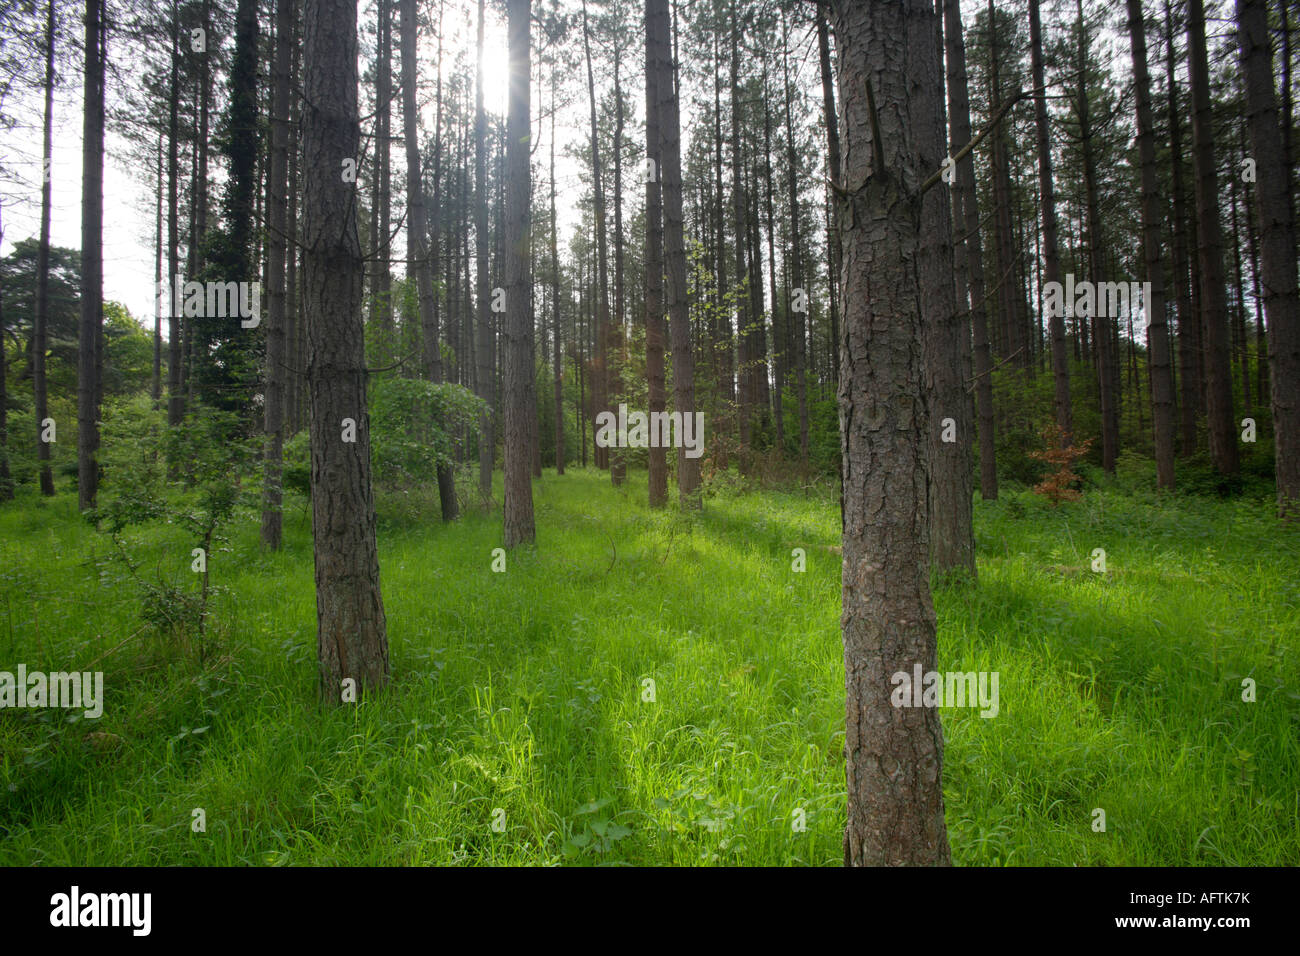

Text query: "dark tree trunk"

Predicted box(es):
[1188, 0, 1239, 475]
[924, 0, 974, 574]
[1029, 0, 1074, 444]
[168, 0, 183, 428]
[400, 0, 458, 519]
[79, 0, 105, 513]
[817, 7, 841, 384]
[582, 0, 613, 475]
[944, 0, 996, 499]
[1238, 0, 1300, 515]
[1127, 0, 1176, 488]
[261, 0, 295, 549]
[832, 0, 951, 868]
[35, 0, 56, 496]
[303, 0, 389, 700]
[651, 0, 700, 507]
[502, 0, 535, 546]
[475, 0, 494, 501]
[645, 5, 668, 508]
[551, 64, 565, 476]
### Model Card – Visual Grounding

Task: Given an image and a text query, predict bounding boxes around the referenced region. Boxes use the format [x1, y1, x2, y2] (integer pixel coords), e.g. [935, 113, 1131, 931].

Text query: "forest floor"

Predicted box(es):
[1, 468, 1296, 865]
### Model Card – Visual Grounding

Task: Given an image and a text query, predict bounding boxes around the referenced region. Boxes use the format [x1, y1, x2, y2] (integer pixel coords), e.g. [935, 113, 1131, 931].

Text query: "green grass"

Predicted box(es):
[1, 469, 1296, 865]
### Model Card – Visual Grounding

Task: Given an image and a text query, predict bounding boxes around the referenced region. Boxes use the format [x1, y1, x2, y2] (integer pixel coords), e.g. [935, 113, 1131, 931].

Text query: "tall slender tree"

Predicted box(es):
[78, 0, 105, 512]
[1127, 0, 1176, 488]
[503, 0, 536, 546]
[34, 0, 56, 497]
[1188, 0, 1238, 475]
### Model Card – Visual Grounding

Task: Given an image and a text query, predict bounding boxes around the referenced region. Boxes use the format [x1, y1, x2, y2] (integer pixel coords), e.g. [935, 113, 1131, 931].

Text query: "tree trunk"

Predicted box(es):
[582, 0, 613, 475]
[924, 0, 974, 574]
[645, 6, 668, 508]
[371, 0, 394, 357]
[474, 0, 494, 501]
[1029, 0, 1073, 444]
[79, 0, 105, 513]
[1127, 0, 1176, 489]
[400, 0, 458, 519]
[832, 0, 951, 867]
[551, 63, 565, 476]
[1238, 0, 1300, 515]
[167, 0, 183, 428]
[35, 0, 56, 496]
[781, 16, 809, 466]
[261, 0, 295, 549]
[1164, 0, 1197, 455]
[1077, 0, 1118, 470]
[651, 0, 700, 508]
[303, 0, 389, 700]
[1188, 0, 1239, 475]
[944, 0, 996, 499]
[502, 0, 536, 547]
[817, 7, 841, 384]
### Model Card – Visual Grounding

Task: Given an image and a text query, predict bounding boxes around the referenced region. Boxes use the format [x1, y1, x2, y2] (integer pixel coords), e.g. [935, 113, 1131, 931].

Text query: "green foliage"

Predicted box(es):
[2, 472, 1295, 865]
[369, 378, 486, 489]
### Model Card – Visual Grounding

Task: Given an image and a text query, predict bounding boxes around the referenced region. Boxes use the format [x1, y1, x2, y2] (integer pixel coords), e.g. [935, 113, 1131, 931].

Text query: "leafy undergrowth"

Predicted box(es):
[0, 470, 1296, 865]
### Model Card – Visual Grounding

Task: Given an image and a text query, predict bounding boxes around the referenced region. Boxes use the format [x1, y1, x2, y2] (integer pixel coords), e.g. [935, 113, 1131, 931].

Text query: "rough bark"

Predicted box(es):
[1238, 0, 1300, 515]
[303, 0, 389, 699]
[832, 0, 951, 867]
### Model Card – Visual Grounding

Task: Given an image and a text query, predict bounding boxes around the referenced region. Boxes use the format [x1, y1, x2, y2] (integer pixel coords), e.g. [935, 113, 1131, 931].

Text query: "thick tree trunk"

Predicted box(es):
[261, 0, 295, 549]
[1127, 0, 1176, 489]
[502, 0, 535, 547]
[833, 0, 951, 867]
[1188, 0, 1239, 475]
[1238, 0, 1300, 516]
[78, 0, 105, 513]
[303, 0, 389, 700]
[651, 0, 700, 507]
